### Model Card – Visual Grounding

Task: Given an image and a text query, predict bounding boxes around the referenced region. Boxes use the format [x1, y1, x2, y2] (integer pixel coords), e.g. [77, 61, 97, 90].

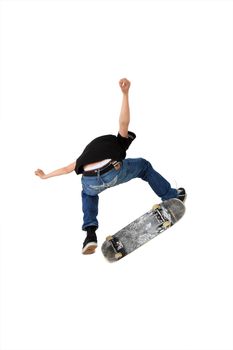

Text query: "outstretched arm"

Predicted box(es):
[118, 78, 131, 138]
[35, 162, 76, 179]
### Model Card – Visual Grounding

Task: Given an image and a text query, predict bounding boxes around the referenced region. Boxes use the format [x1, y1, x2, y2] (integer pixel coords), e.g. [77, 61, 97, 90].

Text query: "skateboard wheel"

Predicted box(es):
[152, 204, 160, 211]
[115, 252, 123, 260]
[106, 235, 113, 241]
[163, 221, 171, 228]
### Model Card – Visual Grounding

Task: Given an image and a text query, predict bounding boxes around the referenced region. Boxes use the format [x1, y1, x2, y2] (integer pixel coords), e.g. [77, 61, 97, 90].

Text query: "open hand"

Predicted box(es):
[119, 78, 131, 94]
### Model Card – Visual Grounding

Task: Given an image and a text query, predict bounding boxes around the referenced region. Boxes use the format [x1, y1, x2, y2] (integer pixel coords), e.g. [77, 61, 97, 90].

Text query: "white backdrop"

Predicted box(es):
[0, 1, 233, 350]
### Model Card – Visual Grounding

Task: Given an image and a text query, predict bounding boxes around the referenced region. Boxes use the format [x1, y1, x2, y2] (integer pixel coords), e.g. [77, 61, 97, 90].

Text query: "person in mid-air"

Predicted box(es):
[35, 78, 186, 255]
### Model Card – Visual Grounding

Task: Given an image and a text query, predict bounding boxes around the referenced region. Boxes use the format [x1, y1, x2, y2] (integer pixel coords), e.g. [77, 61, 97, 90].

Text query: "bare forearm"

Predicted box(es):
[119, 93, 130, 127]
[43, 167, 70, 179]
[35, 162, 76, 180]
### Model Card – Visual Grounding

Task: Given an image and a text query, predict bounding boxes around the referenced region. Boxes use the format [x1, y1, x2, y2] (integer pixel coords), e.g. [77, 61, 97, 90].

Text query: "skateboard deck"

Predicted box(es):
[101, 198, 185, 262]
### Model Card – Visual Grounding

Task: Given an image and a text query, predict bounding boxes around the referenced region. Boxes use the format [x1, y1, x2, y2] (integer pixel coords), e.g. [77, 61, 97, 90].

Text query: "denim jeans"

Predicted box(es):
[81, 158, 178, 230]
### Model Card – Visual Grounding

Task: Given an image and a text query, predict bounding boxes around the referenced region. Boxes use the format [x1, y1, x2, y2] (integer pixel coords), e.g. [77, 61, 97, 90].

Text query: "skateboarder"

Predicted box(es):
[35, 78, 186, 255]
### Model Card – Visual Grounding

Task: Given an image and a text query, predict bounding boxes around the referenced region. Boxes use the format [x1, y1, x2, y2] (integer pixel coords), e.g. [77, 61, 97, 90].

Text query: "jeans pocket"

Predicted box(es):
[89, 175, 118, 191]
[82, 171, 119, 195]
[89, 183, 106, 192]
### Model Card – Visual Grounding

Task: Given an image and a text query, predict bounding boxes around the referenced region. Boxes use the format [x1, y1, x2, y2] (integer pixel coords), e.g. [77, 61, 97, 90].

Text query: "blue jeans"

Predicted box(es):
[81, 158, 178, 230]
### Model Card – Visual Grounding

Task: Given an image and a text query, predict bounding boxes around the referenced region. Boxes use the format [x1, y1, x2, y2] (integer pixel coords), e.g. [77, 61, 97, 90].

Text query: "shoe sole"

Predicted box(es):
[82, 242, 98, 255]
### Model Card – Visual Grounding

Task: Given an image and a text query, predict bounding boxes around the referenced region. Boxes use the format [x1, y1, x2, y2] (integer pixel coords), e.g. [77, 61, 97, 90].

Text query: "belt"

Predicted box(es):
[83, 161, 121, 177]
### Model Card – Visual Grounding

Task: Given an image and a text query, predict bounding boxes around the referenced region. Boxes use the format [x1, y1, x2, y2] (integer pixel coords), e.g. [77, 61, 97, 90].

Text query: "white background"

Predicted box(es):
[0, 1, 233, 350]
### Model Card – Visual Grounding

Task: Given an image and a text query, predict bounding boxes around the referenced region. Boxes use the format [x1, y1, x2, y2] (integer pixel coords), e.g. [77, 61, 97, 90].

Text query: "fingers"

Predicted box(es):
[119, 78, 131, 91]
[119, 78, 130, 86]
[35, 169, 44, 177]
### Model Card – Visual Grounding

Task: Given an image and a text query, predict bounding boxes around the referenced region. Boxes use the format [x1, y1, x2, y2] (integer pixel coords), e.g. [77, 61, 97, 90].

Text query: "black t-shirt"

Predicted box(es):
[75, 131, 136, 175]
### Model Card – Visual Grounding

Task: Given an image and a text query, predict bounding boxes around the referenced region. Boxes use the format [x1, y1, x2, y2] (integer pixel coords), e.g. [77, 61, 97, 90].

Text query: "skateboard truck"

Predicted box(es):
[106, 235, 126, 260]
[152, 204, 172, 230]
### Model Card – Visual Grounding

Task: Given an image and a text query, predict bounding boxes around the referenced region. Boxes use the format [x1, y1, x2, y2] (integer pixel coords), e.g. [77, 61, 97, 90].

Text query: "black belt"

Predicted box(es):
[83, 161, 121, 177]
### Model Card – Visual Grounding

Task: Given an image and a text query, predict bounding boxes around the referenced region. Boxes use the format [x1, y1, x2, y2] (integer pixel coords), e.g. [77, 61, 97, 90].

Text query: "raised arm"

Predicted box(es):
[118, 78, 131, 138]
[35, 162, 76, 180]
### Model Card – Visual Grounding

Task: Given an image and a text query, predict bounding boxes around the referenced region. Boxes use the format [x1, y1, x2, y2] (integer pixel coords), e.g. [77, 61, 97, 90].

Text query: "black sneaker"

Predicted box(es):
[82, 233, 98, 255]
[177, 188, 187, 202]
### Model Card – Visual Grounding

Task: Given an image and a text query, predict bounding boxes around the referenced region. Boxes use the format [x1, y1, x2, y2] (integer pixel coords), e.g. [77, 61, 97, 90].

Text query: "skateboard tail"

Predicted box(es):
[161, 198, 185, 224]
[101, 241, 119, 262]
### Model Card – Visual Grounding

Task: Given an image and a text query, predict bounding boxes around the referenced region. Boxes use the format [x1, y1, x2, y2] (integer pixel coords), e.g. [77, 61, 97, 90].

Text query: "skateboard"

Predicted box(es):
[101, 198, 185, 262]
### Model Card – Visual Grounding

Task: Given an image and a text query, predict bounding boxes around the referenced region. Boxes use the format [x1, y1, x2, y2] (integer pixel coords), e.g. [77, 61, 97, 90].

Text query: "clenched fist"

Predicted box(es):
[35, 169, 47, 179]
[119, 78, 131, 94]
